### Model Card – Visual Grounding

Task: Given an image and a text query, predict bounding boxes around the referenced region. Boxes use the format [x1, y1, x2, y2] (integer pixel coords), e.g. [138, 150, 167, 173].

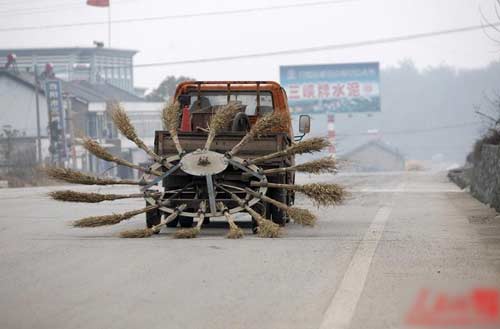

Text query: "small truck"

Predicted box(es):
[147, 81, 311, 229]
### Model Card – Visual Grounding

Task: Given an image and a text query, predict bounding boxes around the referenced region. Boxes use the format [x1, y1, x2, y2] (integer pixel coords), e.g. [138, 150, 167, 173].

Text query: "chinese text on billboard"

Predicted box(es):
[280, 62, 380, 114]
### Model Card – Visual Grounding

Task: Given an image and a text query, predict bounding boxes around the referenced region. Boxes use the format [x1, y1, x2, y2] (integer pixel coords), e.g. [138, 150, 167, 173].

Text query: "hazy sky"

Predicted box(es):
[0, 0, 499, 89]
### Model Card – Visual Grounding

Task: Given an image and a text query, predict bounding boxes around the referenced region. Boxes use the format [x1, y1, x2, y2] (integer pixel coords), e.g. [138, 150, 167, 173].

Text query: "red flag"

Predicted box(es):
[87, 0, 109, 7]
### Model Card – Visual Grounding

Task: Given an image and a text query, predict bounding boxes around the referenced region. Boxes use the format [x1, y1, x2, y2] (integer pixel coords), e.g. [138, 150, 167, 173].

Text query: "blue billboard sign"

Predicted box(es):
[280, 62, 380, 114]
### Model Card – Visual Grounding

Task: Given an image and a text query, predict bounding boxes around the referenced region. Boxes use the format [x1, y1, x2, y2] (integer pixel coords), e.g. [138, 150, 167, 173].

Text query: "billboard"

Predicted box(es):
[280, 62, 380, 114]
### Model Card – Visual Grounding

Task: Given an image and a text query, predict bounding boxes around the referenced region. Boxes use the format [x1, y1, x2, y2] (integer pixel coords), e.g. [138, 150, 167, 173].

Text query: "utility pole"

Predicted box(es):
[34, 65, 42, 163]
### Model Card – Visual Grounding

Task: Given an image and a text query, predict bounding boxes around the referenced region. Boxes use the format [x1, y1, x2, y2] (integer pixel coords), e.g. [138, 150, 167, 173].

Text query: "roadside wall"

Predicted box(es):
[470, 144, 500, 211]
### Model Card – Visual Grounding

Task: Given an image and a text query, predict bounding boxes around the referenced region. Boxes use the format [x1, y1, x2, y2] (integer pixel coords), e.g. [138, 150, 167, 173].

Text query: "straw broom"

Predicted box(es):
[120, 204, 187, 238]
[247, 137, 330, 165]
[217, 202, 244, 239]
[228, 112, 286, 156]
[110, 103, 163, 162]
[174, 201, 207, 239]
[44, 167, 140, 185]
[49, 190, 148, 203]
[82, 137, 163, 176]
[225, 189, 281, 238]
[162, 102, 183, 154]
[244, 188, 316, 226]
[262, 157, 337, 175]
[73, 204, 159, 228]
[250, 181, 345, 207]
[204, 102, 242, 150]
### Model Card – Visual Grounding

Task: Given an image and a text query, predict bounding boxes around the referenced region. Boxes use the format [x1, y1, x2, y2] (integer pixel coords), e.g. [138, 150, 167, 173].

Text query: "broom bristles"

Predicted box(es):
[162, 102, 180, 131]
[251, 111, 287, 138]
[73, 207, 153, 227]
[49, 190, 137, 203]
[174, 227, 200, 239]
[292, 157, 337, 174]
[287, 207, 317, 226]
[120, 228, 154, 238]
[205, 102, 242, 149]
[82, 137, 115, 162]
[257, 219, 282, 238]
[300, 183, 346, 207]
[44, 167, 139, 185]
[111, 103, 160, 161]
[249, 137, 330, 164]
[227, 226, 244, 239]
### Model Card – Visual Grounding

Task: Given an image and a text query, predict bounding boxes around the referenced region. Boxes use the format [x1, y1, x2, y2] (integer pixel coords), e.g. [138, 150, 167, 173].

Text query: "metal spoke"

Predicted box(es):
[205, 174, 217, 216]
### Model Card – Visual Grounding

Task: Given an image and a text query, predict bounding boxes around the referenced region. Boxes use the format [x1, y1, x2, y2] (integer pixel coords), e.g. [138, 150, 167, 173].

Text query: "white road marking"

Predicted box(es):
[319, 205, 393, 329]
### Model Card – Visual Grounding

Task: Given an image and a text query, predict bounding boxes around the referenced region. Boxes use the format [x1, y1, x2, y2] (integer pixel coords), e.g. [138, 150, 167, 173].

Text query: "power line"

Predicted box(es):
[129, 22, 500, 68]
[0, 0, 356, 32]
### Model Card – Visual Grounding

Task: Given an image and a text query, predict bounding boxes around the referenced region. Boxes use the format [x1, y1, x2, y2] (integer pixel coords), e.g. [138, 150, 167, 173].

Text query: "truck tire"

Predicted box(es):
[145, 208, 162, 233]
[178, 216, 194, 228]
[268, 188, 287, 226]
[231, 112, 250, 132]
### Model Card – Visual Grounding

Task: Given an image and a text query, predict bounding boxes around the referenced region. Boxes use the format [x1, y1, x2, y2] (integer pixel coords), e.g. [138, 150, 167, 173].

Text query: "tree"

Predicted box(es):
[145, 75, 195, 101]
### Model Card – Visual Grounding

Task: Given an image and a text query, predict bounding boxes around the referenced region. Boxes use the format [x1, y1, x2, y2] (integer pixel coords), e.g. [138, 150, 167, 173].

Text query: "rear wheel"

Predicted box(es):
[268, 188, 287, 226]
[145, 208, 162, 233]
[179, 216, 194, 228]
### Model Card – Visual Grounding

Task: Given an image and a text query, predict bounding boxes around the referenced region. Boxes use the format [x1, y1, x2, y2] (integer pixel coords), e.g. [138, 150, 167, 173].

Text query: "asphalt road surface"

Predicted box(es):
[1, 171, 500, 329]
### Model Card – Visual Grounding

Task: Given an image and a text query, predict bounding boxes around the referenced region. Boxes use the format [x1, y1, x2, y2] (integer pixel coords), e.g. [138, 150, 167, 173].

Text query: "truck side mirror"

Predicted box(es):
[299, 115, 311, 134]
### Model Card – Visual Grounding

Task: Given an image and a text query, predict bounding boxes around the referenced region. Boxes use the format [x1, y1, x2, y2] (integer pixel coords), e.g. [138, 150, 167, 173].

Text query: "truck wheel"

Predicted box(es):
[231, 112, 250, 132]
[145, 208, 162, 233]
[179, 216, 194, 228]
[268, 188, 287, 226]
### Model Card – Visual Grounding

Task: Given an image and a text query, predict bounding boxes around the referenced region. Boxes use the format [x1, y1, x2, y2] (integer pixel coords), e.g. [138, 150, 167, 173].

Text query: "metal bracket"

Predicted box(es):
[205, 174, 217, 216]
[141, 162, 181, 191]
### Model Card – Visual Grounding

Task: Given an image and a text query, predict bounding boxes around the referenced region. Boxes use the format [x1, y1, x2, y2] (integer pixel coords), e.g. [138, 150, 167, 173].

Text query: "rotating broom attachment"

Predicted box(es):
[205, 102, 242, 150]
[162, 102, 183, 155]
[82, 137, 163, 176]
[251, 181, 345, 207]
[247, 137, 330, 165]
[174, 201, 207, 239]
[228, 111, 287, 156]
[244, 188, 316, 226]
[110, 103, 163, 163]
[73, 204, 159, 228]
[262, 157, 337, 175]
[120, 204, 188, 238]
[44, 167, 141, 185]
[223, 188, 281, 238]
[217, 202, 244, 239]
[48, 190, 158, 203]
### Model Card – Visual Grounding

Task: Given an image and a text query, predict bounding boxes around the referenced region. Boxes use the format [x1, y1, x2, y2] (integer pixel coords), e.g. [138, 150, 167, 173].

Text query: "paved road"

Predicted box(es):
[1, 171, 499, 329]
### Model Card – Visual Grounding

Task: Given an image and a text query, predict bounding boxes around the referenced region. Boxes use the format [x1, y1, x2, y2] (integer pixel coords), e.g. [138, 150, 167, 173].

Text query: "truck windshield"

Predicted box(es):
[187, 91, 274, 116]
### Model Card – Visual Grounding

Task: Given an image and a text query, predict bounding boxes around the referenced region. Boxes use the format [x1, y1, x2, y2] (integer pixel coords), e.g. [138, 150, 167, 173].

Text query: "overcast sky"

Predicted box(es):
[0, 0, 499, 89]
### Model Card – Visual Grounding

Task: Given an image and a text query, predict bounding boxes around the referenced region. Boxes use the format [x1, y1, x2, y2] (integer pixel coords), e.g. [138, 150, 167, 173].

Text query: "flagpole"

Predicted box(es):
[108, 0, 111, 47]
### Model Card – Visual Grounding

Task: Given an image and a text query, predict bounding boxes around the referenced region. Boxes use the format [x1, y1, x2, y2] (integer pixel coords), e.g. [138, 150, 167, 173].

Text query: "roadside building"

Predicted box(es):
[0, 67, 163, 179]
[339, 139, 405, 172]
[0, 47, 137, 93]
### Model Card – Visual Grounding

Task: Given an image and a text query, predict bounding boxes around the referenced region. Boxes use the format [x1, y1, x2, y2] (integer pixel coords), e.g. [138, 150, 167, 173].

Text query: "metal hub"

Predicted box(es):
[180, 149, 228, 176]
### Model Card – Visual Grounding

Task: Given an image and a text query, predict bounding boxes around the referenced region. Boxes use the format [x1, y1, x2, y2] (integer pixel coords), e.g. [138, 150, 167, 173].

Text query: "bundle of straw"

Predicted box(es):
[217, 202, 244, 239]
[250, 181, 345, 207]
[205, 102, 242, 150]
[247, 137, 330, 165]
[49, 190, 144, 203]
[226, 189, 281, 238]
[229, 112, 286, 156]
[120, 204, 187, 238]
[174, 201, 206, 239]
[263, 157, 336, 175]
[73, 205, 158, 227]
[244, 188, 316, 226]
[110, 103, 162, 162]
[82, 137, 162, 176]
[162, 102, 183, 154]
[44, 167, 139, 185]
